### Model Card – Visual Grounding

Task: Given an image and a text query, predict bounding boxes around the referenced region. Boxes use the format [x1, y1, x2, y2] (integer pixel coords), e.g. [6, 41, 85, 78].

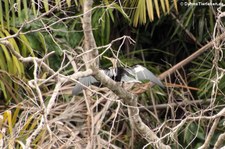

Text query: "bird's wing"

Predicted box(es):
[72, 76, 98, 95]
[121, 68, 141, 83]
[132, 65, 164, 88]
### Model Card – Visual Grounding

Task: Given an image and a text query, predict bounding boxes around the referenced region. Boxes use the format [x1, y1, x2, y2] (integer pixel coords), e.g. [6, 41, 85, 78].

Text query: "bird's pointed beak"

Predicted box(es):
[103, 56, 113, 61]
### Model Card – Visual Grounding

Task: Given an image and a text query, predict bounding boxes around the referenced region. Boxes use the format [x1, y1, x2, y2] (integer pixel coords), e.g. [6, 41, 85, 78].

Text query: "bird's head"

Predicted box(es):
[103, 56, 118, 68]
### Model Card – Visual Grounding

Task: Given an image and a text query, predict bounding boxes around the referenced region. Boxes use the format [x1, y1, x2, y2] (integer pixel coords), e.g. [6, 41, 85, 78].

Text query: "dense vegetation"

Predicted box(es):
[0, 0, 224, 148]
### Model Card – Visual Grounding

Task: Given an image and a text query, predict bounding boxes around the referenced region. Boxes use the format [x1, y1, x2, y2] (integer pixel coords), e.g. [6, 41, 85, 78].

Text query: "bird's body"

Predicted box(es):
[72, 65, 164, 95]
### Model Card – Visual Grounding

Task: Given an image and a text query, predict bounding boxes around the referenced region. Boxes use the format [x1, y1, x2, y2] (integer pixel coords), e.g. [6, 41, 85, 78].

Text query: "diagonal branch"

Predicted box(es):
[90, 66, 171, 149]
[159, 32, 225, 80]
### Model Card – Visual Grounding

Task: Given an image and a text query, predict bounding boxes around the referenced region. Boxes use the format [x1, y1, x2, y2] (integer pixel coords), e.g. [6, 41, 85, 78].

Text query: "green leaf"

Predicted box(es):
[113, 3, 130, 21]
[198, 10, 205, 42]
[16, 0, 22, 23]
[31, 0, 37, 16]
[154, 0, 160, 18]
[23, 0, 28, 20]
[133, 0, 146, 26]
[1, 30, 25, 76]
[4, 0, 9, 29]
[0, 0, 4, 30]
[66, 0, 71, 7]
[10, 0, 16, 27]
[165, 0, 170, 13]
[160, 0, 166, 13]
[146, 0, 154, 22]
[173, 0, 178, 12]
[0, 81, 7, 99]
[43, 0, 49, 12]
[11, 27, 34, 57]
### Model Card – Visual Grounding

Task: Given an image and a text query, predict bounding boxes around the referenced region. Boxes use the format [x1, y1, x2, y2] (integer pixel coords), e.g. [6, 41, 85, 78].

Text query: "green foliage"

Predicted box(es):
[123, 0, 177, 26]
[0, 105, 47, 148]
[183, 122, 205, 147]
[92, 8, 111, 46]
[0, 0, 78, 28]
[92, 2, 131, 46]
[0, 28, 34, 102]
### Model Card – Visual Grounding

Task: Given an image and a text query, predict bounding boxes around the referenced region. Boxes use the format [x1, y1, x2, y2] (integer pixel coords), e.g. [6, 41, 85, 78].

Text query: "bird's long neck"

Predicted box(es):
[111, 67, 124, 81]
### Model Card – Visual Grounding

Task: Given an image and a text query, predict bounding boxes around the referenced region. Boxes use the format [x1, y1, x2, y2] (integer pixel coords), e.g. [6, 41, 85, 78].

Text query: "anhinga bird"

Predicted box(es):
[72, 57, 164, 95]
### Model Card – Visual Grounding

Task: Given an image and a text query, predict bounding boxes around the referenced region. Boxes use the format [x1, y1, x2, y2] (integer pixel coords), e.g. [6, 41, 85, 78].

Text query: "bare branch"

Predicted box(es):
[82, 0, 99, 68]
[214, 132, 225, 148]
[0, 40, 93, 83]
[90, 66, 171, 148]
[198, 118, 220, 149]
[159, 32, 225, 80]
